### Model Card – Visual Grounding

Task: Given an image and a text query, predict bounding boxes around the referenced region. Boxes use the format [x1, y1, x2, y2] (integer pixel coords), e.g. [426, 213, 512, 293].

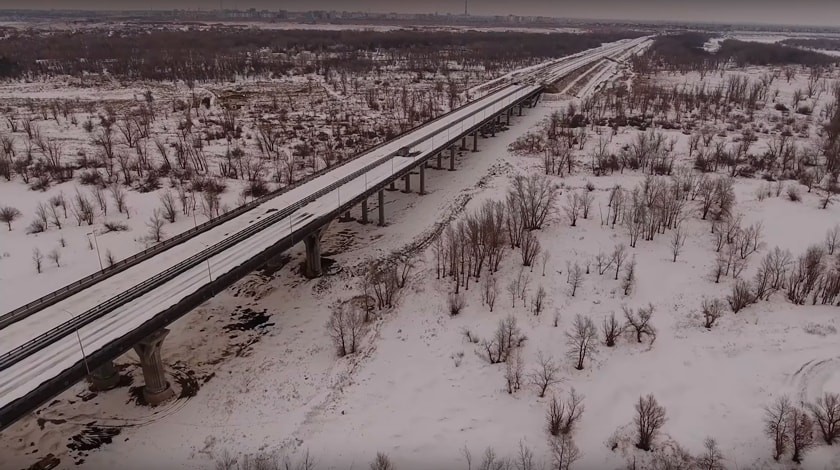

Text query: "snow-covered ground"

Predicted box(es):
[3, 39, 840, 470]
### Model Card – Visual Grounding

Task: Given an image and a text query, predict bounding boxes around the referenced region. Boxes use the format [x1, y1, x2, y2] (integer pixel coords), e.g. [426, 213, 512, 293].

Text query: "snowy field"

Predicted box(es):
[2, 36, 840, 470]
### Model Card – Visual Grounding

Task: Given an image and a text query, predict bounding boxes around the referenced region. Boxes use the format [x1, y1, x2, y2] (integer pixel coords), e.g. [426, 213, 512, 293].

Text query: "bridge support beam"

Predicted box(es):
[518, 104, 523, 116]
[361, 199, 369, 224]
[303, 226, 326, 278]
[89, 360, 120, 392]
[449, 147, 456, 171]
[402, 173, 412, 193]
[472, 132, 478, 152]
[491, 117, 497, 137]
[388, 181, 397, 191]
[134, 329, 175, 406]
[437, 152, 442, 169]
[419, 164, 426, 195]
[339, 210, 352, 222]
[378, 190, 386, 227]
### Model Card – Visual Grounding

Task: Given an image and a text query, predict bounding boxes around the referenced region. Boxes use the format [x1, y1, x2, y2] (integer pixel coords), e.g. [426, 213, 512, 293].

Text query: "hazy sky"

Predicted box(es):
[3, 0, 840, 27]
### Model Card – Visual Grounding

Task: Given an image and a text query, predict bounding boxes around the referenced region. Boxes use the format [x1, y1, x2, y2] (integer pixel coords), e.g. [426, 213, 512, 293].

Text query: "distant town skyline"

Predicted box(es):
[3, 1, 840, 28]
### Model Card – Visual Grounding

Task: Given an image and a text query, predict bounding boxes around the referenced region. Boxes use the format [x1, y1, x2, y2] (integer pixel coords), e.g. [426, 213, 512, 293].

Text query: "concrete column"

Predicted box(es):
[518, 104, 523, 116]
[403, 173, 411, 193]
[437, 152, 442, 169]
[378, 190, 385, 227]
[361, 199, 369, 224]
[506, 109, 511, 125]
[89, 360, 119, 392]
[388, 180, 397, 191]
[419, 164, 426, 195]
[461, 136, 467, 150]
[339, 210, 352, 222]
[491, 117, 497, 137]
[133, 329, 175, 406]
[449, 147, 456, 171]
[472, 132, 478, 152]
[303, 228, 324, 278]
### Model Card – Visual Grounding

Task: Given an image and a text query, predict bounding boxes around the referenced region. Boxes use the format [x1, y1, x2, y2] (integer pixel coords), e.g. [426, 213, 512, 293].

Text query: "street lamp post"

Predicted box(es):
[60, 308, 91, 376]
[87, 231, 103, 271]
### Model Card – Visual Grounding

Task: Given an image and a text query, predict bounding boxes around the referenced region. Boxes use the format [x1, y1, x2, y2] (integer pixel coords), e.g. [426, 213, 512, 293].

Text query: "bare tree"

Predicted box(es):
[48, 248, 61, 267]
[622, 256, 636, 295]
[529, 351, 561, 398]
[520, 230, 541, 268]
[32, 248, 43, 273]
[568, 262, 584, 297]
[623, 305, 656, 344]
[807, 392, 840, 445]
[110, 183, 126, 213]
[548, 434, 580, 470]
[532, 285, 546, 316]
[613, 244, 627, 280]
[481, 275, 498, 312]
[0, 206, 21, 230]
[448, 292, 466, 316]
[670, 226, 687, 262]
[565, 192, 581, 227]
[326, 302, 364, 357]
[765, 395, 792, 461]
[701, 298, 725, 329]
[566, 314, 597, 370]
[635, 394, 667, 451]
[146, 209, 165, 243]
[826, 225, 840, 255]
[696, 437, 725, 470]
[789, 406, 815, 464]
[504, 349, 524, 394]
[547, 389, 585, 436]
[160, 191, 177, 223]
[602, 312, 622, 347]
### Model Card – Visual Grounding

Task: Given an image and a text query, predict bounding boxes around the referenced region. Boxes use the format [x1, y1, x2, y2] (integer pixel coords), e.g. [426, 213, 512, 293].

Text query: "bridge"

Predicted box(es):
[0, 36, 649, 430]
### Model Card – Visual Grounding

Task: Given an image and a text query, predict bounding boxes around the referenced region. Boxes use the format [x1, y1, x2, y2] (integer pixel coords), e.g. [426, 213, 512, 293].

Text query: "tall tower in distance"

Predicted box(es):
[464, 0, 468, 16]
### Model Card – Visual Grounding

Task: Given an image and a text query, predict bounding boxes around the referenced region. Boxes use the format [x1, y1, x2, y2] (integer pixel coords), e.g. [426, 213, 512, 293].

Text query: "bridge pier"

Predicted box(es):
[506, 108, 511, 125]
[472, 132, 478, 152]
[461, 136, 468, 151]
[437, 152, 442, 169]
[419, 164, 426, 195]
[360, 199, 369, 224]
[303, 226, 326, 278]
[339, 210, 352, 222]
[134, 329, 174, 406]
[89, 360, 120, 392]
[518, 104, 523, 116]
[449, 147, 456, 171]
[388, 180, 397, 191]
[491, 118, 497, 137]
[402, 173, 412, 193]
[378, 190, 386, 226]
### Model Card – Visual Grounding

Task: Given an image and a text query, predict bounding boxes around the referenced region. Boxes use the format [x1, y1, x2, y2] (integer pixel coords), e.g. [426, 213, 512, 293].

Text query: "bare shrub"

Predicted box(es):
[370, 452, 395, 470]
[623, 304, 656, 344]
[621, 256, 636, 295]
[103, 220, 128, 232]
[0, 206, 21, 230]
[529, 351, 561, 398]
[326, 301, 364, 357]
[826, 225, 840, 255]
[481, 315, 525, 364]
[160, 190, 177, 223]
[701, 298, 725, 329]
[481, 275, 498, 312]
[635, 394, 667, 451]
[531, 285, 546, 316]
[110, 183, 126, 213]
[727, 279, 755, 313]
[566, 314, 597, 370]
[765, 395, 791, 461]
[448, 292, 466, 316]
[807, 392, 840, 445]
[32, 248, 43, 273]
[48, 248, 61, 267]
[787, 185, 801, 202]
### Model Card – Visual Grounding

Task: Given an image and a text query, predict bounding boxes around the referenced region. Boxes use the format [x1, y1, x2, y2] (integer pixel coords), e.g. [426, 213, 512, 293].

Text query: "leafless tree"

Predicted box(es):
[635, 394, 667, 451]
[71, 189, 95, 226]
[807, 392, 840, 445]
[32, 248, 43, 273]
[508, 173, 559, 230]
[520, 230, 541, 268]
[146, 209, 165, 243]
[566, 314, 597, 370]
[548, 434, 580, 470]
[696, 437, 725, 470]
[532, 285, 546, 316]
[565, 192, 581, 227]
[765, 395, 792, 461]
[623, 305, 656, 344]
[529, 351, 561, 398]
[110, 183, 126, 213]
[481, 275, 498, 312]
[602, 312, 622, 347]
[547, 389, 585, 437]
[670, 226, 687, 262]
[105, 250, 116, 267]
[728, 280, 755, 313]
[613, 244, 628, 281]
[568, 262, 584, 297]
[326, 301, 364, 357]
[826, 225, 840, 255]
[47, 248, 61, 267]
[481, 315, 524, 364]
[504, 349, 524, 394]
[448, 292, 466, 316]
[540, 252, 551, 277]
[701, 298, 725, 329]
[0, 206, 21, 230]
[622, 256, 636, 296]
[789, 406, 815, 463]
[160, 191, 177, 223]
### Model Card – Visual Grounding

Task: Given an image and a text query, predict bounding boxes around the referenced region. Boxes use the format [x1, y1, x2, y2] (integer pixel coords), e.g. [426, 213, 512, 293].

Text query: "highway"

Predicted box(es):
[0, 36, 650, 429]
